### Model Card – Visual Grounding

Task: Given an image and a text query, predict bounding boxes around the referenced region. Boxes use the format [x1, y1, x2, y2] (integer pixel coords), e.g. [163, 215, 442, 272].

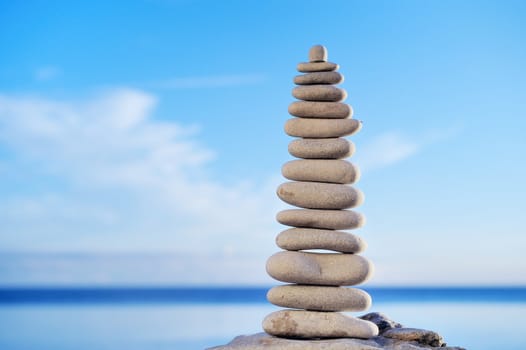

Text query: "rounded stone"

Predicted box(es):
[289, 138, 354, 159]
[294, 72, 344, 85]
[277, 209, 365, 230]
[284, 118, 361, 138]
[267, 285, 372, 311]
[282, 159, 360, 184]
[289, 101, 352, 119]
[276, 227, 366, 253]
[382, 328, 445, 347]
[309, 45, 328, 62]
[292, 85, 347, 102]
[277, 182, 364, 210]
[297, 62, 339, 73]
[266, 251, 373, 286]
[262, 310, 379, 339]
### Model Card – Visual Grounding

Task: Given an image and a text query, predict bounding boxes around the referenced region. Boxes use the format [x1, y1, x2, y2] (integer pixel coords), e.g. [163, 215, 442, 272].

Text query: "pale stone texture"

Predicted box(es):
[297, 61, 339, 72]
[208, 313, 466, 349]
[267, 285, 372, 311]
[383, 328, 444, 348]
[309, 45, 328, 62]
[360, 312, 402, 333]
[289, 101, 352, 118]
[294, 71, 344, 85]
[292, 85, 347, 102]
[277, 181, 363, 209]
[263, 310, 378, 339]
[277, 209, 365, 230]
[285, 118, 361, 138]
[289, 138, 354, 159]
[276, 227, 366, 253]
[282, 159, 360, 184]
[206, 332, 466, 350]
[266, 251, 373, 286]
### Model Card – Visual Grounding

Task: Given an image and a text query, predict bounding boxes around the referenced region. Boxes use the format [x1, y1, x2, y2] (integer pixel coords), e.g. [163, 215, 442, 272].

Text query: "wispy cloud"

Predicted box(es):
[357, 132, 419, 172]
[153, 73, 267, 89]
[35, 66, 61, 81]
[0, 89, 281, 264]
[356, 127, 461, 172]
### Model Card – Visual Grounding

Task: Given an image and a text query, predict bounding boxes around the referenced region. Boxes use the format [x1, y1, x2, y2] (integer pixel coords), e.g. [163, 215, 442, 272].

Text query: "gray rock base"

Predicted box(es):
[206, 313, 465, 350]
[206, 332, 465, 350]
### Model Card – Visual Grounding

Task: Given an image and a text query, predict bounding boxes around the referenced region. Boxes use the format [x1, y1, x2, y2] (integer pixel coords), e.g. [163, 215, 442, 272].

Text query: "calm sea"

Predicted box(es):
[0, 287, 524, 349]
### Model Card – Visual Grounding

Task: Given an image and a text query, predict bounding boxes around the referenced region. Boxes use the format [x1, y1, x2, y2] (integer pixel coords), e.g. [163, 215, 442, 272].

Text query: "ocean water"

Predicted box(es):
[0, 287, 524, 349]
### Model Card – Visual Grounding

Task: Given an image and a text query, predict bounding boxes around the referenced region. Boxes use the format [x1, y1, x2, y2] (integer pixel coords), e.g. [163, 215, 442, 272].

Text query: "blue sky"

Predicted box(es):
[0, 0, 525, 286]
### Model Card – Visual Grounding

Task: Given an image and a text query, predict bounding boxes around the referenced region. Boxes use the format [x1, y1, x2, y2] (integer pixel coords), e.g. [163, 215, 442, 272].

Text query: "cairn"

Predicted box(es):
[208, 45, 465, 350]
[263, 45, 379, 339]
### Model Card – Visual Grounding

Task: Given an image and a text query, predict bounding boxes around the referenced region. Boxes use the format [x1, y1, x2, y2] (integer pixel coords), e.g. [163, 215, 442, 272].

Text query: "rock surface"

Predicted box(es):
[266, 251, 373, 286]
[207, 332, 465, 350]
[277, 208, 365, 230]
[289, 101, 352, 118]
[277, 181, 363, 209]
[267, 285, 372, 311]
[282, 159, 360, 184]
[297, 61, 339, 72]
[383, 328, 444, 348]
[292, 85, 347, 101]
[284, 118, 361, 138]
[294, 71, 344, 85]
[309, 45, 328, 62]
[359, 312, 402, 333]
[262, 310, 378, 339]
[276, 227, 366, 253]
[207, 313, 466, 350]
[288, 138, 354, 159]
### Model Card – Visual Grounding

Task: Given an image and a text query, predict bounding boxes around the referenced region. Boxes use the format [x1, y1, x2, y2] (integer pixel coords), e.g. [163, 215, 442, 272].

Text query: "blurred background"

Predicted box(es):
[0, 1, 525, 349]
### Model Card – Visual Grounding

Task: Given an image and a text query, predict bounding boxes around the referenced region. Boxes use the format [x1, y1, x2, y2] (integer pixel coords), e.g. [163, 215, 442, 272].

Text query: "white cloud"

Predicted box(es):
[35, 66, 61, 81]
[0, 89, 282, 270]
[153, 73, 267, 89]
[356, 127, 461, 172]
[356, 132, 419, 172]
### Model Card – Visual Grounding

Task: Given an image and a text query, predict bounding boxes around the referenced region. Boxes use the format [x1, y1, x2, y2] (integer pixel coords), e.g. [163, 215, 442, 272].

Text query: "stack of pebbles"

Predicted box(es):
[262, 45, 378, 339]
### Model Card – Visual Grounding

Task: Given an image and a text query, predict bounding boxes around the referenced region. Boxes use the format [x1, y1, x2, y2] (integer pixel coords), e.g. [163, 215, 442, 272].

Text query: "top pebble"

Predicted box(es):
[309, 45, 328, 62]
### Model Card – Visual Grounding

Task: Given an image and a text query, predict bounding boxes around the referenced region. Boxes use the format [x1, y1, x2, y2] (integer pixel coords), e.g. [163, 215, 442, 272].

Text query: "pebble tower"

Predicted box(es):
[263, 45, 379, 339]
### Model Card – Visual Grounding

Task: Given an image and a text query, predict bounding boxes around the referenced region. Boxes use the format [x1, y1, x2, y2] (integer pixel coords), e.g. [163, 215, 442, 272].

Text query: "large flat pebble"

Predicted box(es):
[289, 138, 354, 159]
[277, 209, 365, 230]
[282, 159, 360, 184]
[276, 227, 366, 253]
[294, 72, 344, 85]
[277, 181, 363, 209]
[297, 62, 339, 72]
[262, 310, 378, 339]
[284, 118, 361, 138]
[289, 101, 352, 118]
[267, 285, 372, 311]
[266, 251, 373, 286]
[292, 85, 347, 102]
